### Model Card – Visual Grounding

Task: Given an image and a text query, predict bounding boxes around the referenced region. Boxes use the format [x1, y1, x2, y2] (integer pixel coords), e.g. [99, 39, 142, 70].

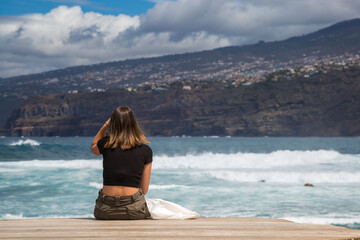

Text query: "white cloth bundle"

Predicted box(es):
[146, 198, 200, 220]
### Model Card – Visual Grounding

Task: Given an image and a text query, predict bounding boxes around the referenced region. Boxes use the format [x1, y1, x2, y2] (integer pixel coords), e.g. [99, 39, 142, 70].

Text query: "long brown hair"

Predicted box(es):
[104, 106, 149, 150]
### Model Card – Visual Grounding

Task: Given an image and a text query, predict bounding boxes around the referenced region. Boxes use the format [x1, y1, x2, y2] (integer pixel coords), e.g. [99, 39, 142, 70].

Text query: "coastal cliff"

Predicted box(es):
[4, 67, 360, 137]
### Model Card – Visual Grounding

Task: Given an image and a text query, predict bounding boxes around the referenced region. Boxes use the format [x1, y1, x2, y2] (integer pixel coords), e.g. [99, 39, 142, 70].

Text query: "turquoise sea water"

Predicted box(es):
[0, 136, 359, 229]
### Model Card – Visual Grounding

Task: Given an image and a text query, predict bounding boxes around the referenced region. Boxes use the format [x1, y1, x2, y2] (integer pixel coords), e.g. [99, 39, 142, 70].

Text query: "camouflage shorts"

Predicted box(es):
[94, 188, 151, 220]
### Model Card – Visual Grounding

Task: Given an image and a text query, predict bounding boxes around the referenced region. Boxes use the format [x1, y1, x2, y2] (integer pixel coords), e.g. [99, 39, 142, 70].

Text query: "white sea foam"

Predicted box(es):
[89, 182, 102, 189]
[0, 213, 94, 220]
[0, 168, 24, 173]
[28, 182, 41, 186]
[150, 184, 186, 189]
[88, 182, 186, 190]
[9, 139, 40, 146]
[207, 170, 360, 183]
[0, 150, 358, 172]
[0, 159, 102, 169]
[171, 135, 192, 138]
[2, 213, 24, 219]
[283, 216, 360, 225]
[1, 212, 358, 225]
[153, 150, 359, 169]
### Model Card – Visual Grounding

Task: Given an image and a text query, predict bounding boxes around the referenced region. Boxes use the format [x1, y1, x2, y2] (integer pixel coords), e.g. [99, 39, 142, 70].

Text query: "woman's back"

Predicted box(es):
[91, 106, 152, 219]
[97, 136, 152, 196]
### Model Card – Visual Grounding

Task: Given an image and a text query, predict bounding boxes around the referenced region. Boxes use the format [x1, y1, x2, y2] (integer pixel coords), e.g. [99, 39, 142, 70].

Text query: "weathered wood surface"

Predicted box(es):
[1, 217, 360, 240]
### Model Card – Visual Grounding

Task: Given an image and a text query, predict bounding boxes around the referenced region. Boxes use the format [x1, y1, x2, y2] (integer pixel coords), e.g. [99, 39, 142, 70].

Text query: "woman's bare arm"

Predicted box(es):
[91, 118, 110, 155]
[139, 162, 152, 195]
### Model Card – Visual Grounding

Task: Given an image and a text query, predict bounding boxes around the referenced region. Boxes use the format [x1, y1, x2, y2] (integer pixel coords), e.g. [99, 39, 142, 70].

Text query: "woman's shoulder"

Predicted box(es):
[139, 143, 152, 150]
[139, 144, 152, 163]
[138, 143, 152, 155]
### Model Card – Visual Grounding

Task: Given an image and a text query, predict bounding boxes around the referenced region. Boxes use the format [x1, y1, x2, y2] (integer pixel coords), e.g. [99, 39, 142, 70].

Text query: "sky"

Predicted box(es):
[0, 0, 360, 78]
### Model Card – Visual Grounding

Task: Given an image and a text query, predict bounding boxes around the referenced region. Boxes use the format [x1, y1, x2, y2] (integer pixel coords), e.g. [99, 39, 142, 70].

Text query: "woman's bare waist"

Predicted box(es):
[102, 185, 139, 196]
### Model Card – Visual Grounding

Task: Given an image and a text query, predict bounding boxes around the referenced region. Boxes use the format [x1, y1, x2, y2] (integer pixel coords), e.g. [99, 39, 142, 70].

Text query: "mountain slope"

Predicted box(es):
[1, 18, 360, 136]
[2, 18, 360, 85]
[4, 66, 360, 137]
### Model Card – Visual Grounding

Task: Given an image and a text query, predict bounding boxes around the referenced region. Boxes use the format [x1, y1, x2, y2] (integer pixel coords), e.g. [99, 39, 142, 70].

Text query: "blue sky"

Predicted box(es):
[0, 0, 359, 78]
[0, 0, 155, 16]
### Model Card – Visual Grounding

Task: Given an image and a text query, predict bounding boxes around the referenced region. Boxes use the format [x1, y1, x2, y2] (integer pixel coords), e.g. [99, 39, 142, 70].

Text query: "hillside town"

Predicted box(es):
[134, 52, 360, 91]
[0, 51, 359, 99]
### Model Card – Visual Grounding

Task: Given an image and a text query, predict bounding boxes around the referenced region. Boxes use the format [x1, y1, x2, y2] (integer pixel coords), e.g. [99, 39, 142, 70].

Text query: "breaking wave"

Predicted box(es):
[9, 139, 41, 146]
[153, 150, 359, 169]
[0, 149, 358, 171]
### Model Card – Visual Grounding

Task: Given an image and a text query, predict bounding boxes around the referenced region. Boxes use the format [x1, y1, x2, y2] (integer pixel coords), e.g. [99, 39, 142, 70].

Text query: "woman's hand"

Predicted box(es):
[105, 118, 110, 127]
[90, 117, 111, 155]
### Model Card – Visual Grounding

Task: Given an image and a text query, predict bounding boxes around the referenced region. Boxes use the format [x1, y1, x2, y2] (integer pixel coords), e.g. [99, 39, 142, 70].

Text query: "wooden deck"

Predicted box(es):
[1, 217, 360, 240]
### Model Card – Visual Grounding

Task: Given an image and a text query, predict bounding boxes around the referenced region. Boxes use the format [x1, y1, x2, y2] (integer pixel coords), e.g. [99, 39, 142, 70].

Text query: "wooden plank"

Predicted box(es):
[1, 217, 360, 240]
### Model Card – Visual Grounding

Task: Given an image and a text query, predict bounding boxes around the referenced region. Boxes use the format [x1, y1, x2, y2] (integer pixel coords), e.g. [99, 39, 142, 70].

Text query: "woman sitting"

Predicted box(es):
[90, 106, 152, 220]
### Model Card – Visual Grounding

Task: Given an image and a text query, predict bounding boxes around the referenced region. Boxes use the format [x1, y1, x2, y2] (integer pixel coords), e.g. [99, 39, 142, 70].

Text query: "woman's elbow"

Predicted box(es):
[91, 145, 101, 155]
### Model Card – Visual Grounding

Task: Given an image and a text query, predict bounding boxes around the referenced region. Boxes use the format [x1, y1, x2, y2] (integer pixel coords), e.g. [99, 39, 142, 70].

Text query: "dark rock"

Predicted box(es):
[3, 67, 360, 137]
[304, 183, 314, 187]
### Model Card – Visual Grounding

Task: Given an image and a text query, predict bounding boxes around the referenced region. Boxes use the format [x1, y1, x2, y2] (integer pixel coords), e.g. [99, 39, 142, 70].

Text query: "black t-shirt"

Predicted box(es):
[97, 136, 152, 188]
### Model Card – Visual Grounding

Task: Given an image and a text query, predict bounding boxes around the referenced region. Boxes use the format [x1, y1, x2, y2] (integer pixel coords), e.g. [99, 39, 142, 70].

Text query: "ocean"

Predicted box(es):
[0, 136, 359, 229]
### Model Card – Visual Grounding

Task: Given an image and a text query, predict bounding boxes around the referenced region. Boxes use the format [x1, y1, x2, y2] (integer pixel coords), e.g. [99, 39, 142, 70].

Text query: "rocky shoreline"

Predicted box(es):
[3, 67, 360, 137]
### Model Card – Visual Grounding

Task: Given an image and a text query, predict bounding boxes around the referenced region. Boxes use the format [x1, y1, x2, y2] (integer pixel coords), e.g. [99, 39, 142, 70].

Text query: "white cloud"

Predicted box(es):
[141, 0, 360, 43]
[0, 6, 141, 77]
[0, 0, 360, 78]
